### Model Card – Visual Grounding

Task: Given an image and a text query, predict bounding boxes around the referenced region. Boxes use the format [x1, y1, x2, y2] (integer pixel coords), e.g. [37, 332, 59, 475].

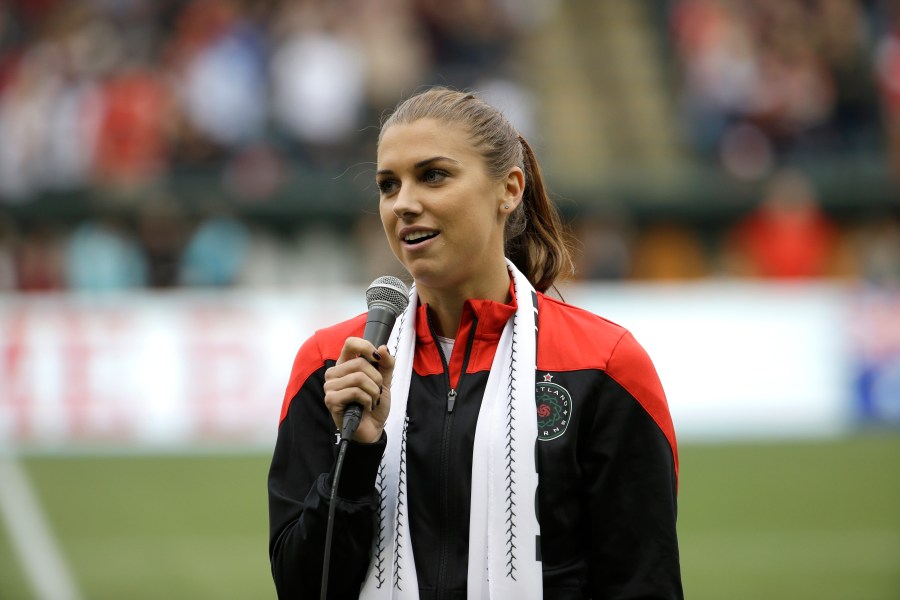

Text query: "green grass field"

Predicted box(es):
[1, 435, 899, 599]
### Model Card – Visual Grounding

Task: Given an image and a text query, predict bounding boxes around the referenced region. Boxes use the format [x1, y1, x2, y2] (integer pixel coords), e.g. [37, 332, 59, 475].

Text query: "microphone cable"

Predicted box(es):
[320, 436, 351, 600]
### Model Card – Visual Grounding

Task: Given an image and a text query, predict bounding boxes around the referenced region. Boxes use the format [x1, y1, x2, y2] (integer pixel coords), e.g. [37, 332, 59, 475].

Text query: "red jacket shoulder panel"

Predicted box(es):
[536, 294, 629, 372]
[278, 313, 367, 424]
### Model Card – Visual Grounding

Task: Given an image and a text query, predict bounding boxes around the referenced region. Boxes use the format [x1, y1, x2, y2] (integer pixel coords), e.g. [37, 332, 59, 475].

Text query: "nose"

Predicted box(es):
[392, 183, 422, 219]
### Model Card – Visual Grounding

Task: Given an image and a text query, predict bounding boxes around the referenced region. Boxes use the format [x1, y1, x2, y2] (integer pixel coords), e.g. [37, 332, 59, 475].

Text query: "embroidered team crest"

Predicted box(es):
[535, 373, 572, 441]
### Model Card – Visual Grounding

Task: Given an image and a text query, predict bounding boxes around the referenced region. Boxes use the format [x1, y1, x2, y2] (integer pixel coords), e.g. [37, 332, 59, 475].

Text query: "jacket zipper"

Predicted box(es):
[428, 312, 477, 599]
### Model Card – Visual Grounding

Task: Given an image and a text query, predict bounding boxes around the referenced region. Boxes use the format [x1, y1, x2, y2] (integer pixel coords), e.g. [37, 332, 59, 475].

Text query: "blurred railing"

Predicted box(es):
[2, 153, 896, 227]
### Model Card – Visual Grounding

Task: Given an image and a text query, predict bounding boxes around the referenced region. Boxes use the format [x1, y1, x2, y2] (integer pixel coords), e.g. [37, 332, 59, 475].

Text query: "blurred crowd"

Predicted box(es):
[0, 0, 898, 292]
[669, 0, 884, 179]
[0, 0, 541, 290]
[0, 0, 538, 197]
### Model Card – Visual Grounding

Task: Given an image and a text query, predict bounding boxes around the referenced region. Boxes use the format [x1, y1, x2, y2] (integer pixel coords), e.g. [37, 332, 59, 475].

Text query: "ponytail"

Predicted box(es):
[505, 136, 575, 293]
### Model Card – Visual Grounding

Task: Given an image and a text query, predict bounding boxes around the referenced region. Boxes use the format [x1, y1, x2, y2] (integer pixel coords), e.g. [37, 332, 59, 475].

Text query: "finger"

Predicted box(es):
[373, 344, 395, 369]
[370, 384, 388, 408]
[324, 386, 377, 412]
[373, 345, 395, 388]
[325, 355, 383, 384]
[336, 337, 380, 365]
[323, 368, 382, 400]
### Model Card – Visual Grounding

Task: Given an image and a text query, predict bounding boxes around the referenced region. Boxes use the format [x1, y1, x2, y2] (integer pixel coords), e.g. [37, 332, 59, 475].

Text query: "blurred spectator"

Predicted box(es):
[270, 1, 367, 164]
[92, 62, 173, 189]
[750, 3, 836, 157]
[0, 213, 17, 289]
[352, 0, 429, 116]
[571, 211, 633, 281]
[671, 0, 760, 159]
[17, 223, 66, 291]
[876, 13, 900, 175]
[725, 169, 839, 278]
[819, 0, 879, 152]
[179, 214, 249, 287]
[0, 14, 105, 198]
[169, 0, 268, 149]
[415, 0, 522, 88]
[64, 218, 148, 290]
[631, 222, 710, 280]
[137, 197, 189, 287]
[0, 41, 70, 199]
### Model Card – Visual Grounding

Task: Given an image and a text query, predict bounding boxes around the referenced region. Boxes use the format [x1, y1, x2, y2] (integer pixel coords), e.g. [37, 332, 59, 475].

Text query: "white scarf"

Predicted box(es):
[360, 260, 543, 599]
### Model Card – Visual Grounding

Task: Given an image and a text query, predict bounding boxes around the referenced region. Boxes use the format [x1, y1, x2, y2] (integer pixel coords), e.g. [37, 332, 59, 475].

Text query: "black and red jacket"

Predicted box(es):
[268, 286, 682, 599]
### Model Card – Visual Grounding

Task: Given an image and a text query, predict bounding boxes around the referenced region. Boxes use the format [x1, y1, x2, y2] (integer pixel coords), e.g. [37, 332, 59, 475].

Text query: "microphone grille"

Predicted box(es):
[365, 276, 410, 315]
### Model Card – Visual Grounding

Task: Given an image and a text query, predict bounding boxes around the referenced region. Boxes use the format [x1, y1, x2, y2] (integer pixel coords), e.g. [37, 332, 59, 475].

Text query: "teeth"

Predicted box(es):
[404, 231, 437, 242]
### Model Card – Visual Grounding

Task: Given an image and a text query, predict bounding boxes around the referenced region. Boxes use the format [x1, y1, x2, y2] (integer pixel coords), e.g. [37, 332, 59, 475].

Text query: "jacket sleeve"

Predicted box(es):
[587, 331, 683, 599]
[267, 332, 387, 599]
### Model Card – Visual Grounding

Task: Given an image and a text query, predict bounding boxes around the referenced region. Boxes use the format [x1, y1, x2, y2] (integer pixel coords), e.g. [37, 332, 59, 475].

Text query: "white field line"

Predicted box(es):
[0, 455, 83, 600]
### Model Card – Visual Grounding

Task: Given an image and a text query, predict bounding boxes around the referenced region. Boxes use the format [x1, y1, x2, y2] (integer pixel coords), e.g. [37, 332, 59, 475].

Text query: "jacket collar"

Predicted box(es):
[413, 278, 518, 344]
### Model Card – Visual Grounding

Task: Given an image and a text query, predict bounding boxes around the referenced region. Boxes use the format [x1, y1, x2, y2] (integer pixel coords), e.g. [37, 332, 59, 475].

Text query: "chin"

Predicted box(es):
[404, 263, 448, 289]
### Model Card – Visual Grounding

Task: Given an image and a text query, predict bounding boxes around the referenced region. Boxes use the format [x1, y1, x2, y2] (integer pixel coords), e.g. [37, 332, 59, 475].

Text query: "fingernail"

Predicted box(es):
[373, 351, 383, 360]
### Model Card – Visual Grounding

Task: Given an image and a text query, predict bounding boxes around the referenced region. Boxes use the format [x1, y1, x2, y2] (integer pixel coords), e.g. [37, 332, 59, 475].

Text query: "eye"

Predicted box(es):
[422, 169, 448, 184]
[377, 178, 399, 196]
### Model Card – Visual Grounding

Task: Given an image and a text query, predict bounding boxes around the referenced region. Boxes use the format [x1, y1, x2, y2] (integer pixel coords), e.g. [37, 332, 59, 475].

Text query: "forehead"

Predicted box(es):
[377, 118, 479, 168]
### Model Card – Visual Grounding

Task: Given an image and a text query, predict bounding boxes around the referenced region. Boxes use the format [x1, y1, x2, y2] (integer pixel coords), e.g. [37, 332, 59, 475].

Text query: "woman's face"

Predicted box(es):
[376, 118, 520, 295]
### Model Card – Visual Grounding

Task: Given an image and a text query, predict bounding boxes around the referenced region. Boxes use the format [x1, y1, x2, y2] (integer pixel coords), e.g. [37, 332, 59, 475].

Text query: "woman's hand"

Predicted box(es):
[323, 337, 395, 443]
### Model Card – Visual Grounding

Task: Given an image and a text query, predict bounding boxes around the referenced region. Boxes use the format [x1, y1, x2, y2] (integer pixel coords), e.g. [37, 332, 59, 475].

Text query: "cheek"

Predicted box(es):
[380, 206, 405, 260]
[457, 210, 500, 246]
[379, 203, 393, 234]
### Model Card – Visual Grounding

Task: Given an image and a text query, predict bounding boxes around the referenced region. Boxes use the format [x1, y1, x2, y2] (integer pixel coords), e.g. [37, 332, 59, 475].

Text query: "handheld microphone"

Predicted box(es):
[340, 276, 410, 442]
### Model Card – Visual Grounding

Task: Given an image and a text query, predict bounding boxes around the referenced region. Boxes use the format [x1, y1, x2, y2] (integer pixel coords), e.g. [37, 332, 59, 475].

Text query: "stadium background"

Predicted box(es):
[1, 0, 899, 598]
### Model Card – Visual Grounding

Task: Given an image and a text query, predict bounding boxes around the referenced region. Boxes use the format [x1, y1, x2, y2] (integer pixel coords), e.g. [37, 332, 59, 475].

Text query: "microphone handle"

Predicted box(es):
[362, 305, 397, 348]
[339, 306, 397, 442]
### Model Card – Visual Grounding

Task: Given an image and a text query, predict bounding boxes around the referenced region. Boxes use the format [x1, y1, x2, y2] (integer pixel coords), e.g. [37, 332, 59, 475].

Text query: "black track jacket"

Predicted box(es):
[268, 287, 682, 599]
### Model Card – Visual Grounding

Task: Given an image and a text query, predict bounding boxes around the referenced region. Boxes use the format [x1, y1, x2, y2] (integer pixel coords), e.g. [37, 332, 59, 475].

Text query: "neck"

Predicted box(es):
[417, 263, 511, 338]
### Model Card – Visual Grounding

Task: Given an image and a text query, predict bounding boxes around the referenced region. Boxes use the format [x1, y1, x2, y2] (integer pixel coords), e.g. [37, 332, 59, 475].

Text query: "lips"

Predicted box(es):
[401, 229, 439, 245]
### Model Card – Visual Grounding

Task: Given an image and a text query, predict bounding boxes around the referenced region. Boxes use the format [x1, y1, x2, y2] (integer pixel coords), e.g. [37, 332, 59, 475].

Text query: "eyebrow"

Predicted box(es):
[376, 156, 459, 176]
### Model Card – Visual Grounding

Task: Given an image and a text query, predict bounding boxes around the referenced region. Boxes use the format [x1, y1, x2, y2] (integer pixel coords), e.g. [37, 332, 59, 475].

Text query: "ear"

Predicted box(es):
[499, 166, 525, 214]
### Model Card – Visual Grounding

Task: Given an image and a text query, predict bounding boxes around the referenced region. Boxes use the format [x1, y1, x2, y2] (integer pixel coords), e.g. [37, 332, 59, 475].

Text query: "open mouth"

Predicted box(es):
[403, 231, 439, 245]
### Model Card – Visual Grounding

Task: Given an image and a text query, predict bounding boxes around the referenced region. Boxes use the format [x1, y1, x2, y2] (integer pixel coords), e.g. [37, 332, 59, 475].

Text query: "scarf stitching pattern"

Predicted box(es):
[372, 303, 408, 592]
[504, 298, 520, 580]
[373, 463, 387, 588]
[393, 416, 409, 592]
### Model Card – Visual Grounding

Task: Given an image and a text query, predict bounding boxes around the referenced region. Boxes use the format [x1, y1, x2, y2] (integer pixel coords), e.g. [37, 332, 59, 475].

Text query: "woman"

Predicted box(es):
[268, 88, 682, 599]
